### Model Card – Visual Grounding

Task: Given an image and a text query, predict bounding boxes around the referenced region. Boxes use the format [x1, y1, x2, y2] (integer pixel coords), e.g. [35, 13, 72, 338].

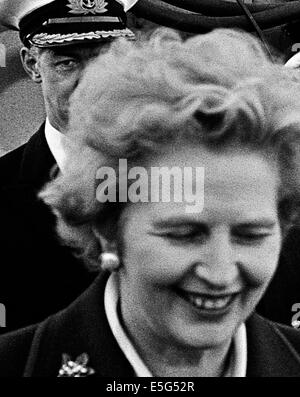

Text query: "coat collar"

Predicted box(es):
[0, 124, 57, 231]
[24, 272, 135, 377]
[18, 123, 56, 190]
[23, 272, 300, 377]
[246, 314, 300, 377]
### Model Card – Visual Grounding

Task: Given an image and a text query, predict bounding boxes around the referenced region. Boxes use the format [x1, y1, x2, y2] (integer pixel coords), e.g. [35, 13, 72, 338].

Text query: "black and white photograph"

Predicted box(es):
[1, 0, 300, 380]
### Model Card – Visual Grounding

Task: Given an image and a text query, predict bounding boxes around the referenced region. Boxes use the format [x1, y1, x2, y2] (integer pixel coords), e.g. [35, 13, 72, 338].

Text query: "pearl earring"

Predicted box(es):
[94, 229, 120, 272]
[99, 252, 120, 272]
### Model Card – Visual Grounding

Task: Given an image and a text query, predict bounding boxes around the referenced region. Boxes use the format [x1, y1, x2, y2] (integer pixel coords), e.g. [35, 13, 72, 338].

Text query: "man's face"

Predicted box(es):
[23, 43, 107, 133]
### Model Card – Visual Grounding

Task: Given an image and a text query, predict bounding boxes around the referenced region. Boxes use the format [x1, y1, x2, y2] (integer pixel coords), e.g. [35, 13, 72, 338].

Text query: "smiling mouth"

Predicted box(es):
[176, 289, 238, 311]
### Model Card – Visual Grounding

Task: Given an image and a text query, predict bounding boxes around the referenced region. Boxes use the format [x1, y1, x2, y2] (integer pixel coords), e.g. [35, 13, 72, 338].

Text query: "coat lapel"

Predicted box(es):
[18, 123, 56, 190]
[23, 273, 135, 377]
[1, 124, 57, 225]
[0, 124, 58, 239]
[246, 314, 300, 376]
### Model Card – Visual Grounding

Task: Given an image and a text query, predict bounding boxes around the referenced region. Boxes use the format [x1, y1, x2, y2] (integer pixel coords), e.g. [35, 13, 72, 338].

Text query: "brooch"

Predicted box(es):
[58, 353, 95, 377]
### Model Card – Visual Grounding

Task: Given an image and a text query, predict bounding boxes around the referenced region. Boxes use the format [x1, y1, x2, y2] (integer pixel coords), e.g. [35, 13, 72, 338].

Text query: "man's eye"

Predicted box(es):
[56, 59, 78, 69]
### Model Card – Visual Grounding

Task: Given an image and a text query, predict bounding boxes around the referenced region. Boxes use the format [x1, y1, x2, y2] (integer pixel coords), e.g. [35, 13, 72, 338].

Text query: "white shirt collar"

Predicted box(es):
[105, 273, 152, 377]
[104, 273, 247, 377]
[228, 321, 247, 377]
[44, 118, 69, 173]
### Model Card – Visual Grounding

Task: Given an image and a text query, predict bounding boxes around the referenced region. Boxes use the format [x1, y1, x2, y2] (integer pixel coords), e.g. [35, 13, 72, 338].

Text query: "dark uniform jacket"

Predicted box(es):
[0, 272, 300, 377]
[0, 124, 96, 333]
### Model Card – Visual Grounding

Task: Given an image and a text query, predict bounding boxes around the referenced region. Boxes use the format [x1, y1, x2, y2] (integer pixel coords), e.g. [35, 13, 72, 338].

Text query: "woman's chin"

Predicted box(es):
[167, 319, 238, 350]
[163, 292, 248, 349]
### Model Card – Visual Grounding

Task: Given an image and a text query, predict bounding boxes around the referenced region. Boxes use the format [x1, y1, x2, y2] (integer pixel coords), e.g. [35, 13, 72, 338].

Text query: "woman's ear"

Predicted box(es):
[94, 229, 117, 254]
[20, 47, 42, 83]
[93, 227, 120, 272]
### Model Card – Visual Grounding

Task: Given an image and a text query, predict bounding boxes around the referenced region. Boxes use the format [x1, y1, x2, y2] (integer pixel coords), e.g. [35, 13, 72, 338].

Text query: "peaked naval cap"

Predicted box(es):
[18, 0, 136, 48]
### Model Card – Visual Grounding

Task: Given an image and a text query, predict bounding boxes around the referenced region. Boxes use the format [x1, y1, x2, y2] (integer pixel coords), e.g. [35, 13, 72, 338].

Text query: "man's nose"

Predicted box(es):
[194, 235, 240, 288]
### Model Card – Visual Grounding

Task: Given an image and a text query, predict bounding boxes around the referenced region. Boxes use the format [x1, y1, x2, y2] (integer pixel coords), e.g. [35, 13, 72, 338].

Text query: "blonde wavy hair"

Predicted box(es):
[40, 28, 300, 270]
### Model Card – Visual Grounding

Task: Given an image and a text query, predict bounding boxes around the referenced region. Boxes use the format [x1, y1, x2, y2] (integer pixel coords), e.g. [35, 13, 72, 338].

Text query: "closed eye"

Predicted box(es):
[151, 225, 208, 243]
[233, 231, 273, 245]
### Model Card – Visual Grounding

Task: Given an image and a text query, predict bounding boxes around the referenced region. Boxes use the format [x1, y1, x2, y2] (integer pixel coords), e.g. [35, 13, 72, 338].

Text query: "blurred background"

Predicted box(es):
[0, 30, 45, 156]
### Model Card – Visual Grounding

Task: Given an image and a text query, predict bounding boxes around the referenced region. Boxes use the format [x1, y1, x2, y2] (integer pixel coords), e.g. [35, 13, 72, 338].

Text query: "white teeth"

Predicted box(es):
[203, 299, 215, 309]
[188, 295, 232, 310]
[194, 297, 203, 307]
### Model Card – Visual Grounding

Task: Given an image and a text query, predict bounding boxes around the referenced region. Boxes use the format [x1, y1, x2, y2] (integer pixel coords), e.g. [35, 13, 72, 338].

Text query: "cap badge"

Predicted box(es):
[67, 0, 108, 15]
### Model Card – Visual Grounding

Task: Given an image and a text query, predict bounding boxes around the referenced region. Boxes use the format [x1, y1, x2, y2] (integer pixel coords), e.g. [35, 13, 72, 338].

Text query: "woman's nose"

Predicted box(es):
[194, 236, 240, 288]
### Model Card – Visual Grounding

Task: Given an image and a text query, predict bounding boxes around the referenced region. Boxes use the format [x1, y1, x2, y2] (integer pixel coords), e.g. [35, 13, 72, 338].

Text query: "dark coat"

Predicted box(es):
[0, 272, 300, 377]
[257, 227, 300, 326]
[0, 125, 96, 333]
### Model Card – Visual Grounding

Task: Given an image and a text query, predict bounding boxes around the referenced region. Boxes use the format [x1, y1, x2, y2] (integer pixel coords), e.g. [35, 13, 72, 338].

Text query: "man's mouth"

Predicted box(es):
[176, 289, 238, 311]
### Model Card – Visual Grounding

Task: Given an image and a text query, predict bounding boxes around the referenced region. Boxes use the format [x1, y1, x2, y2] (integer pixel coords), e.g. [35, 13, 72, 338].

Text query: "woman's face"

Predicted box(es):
[118, 143, 282, 351]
